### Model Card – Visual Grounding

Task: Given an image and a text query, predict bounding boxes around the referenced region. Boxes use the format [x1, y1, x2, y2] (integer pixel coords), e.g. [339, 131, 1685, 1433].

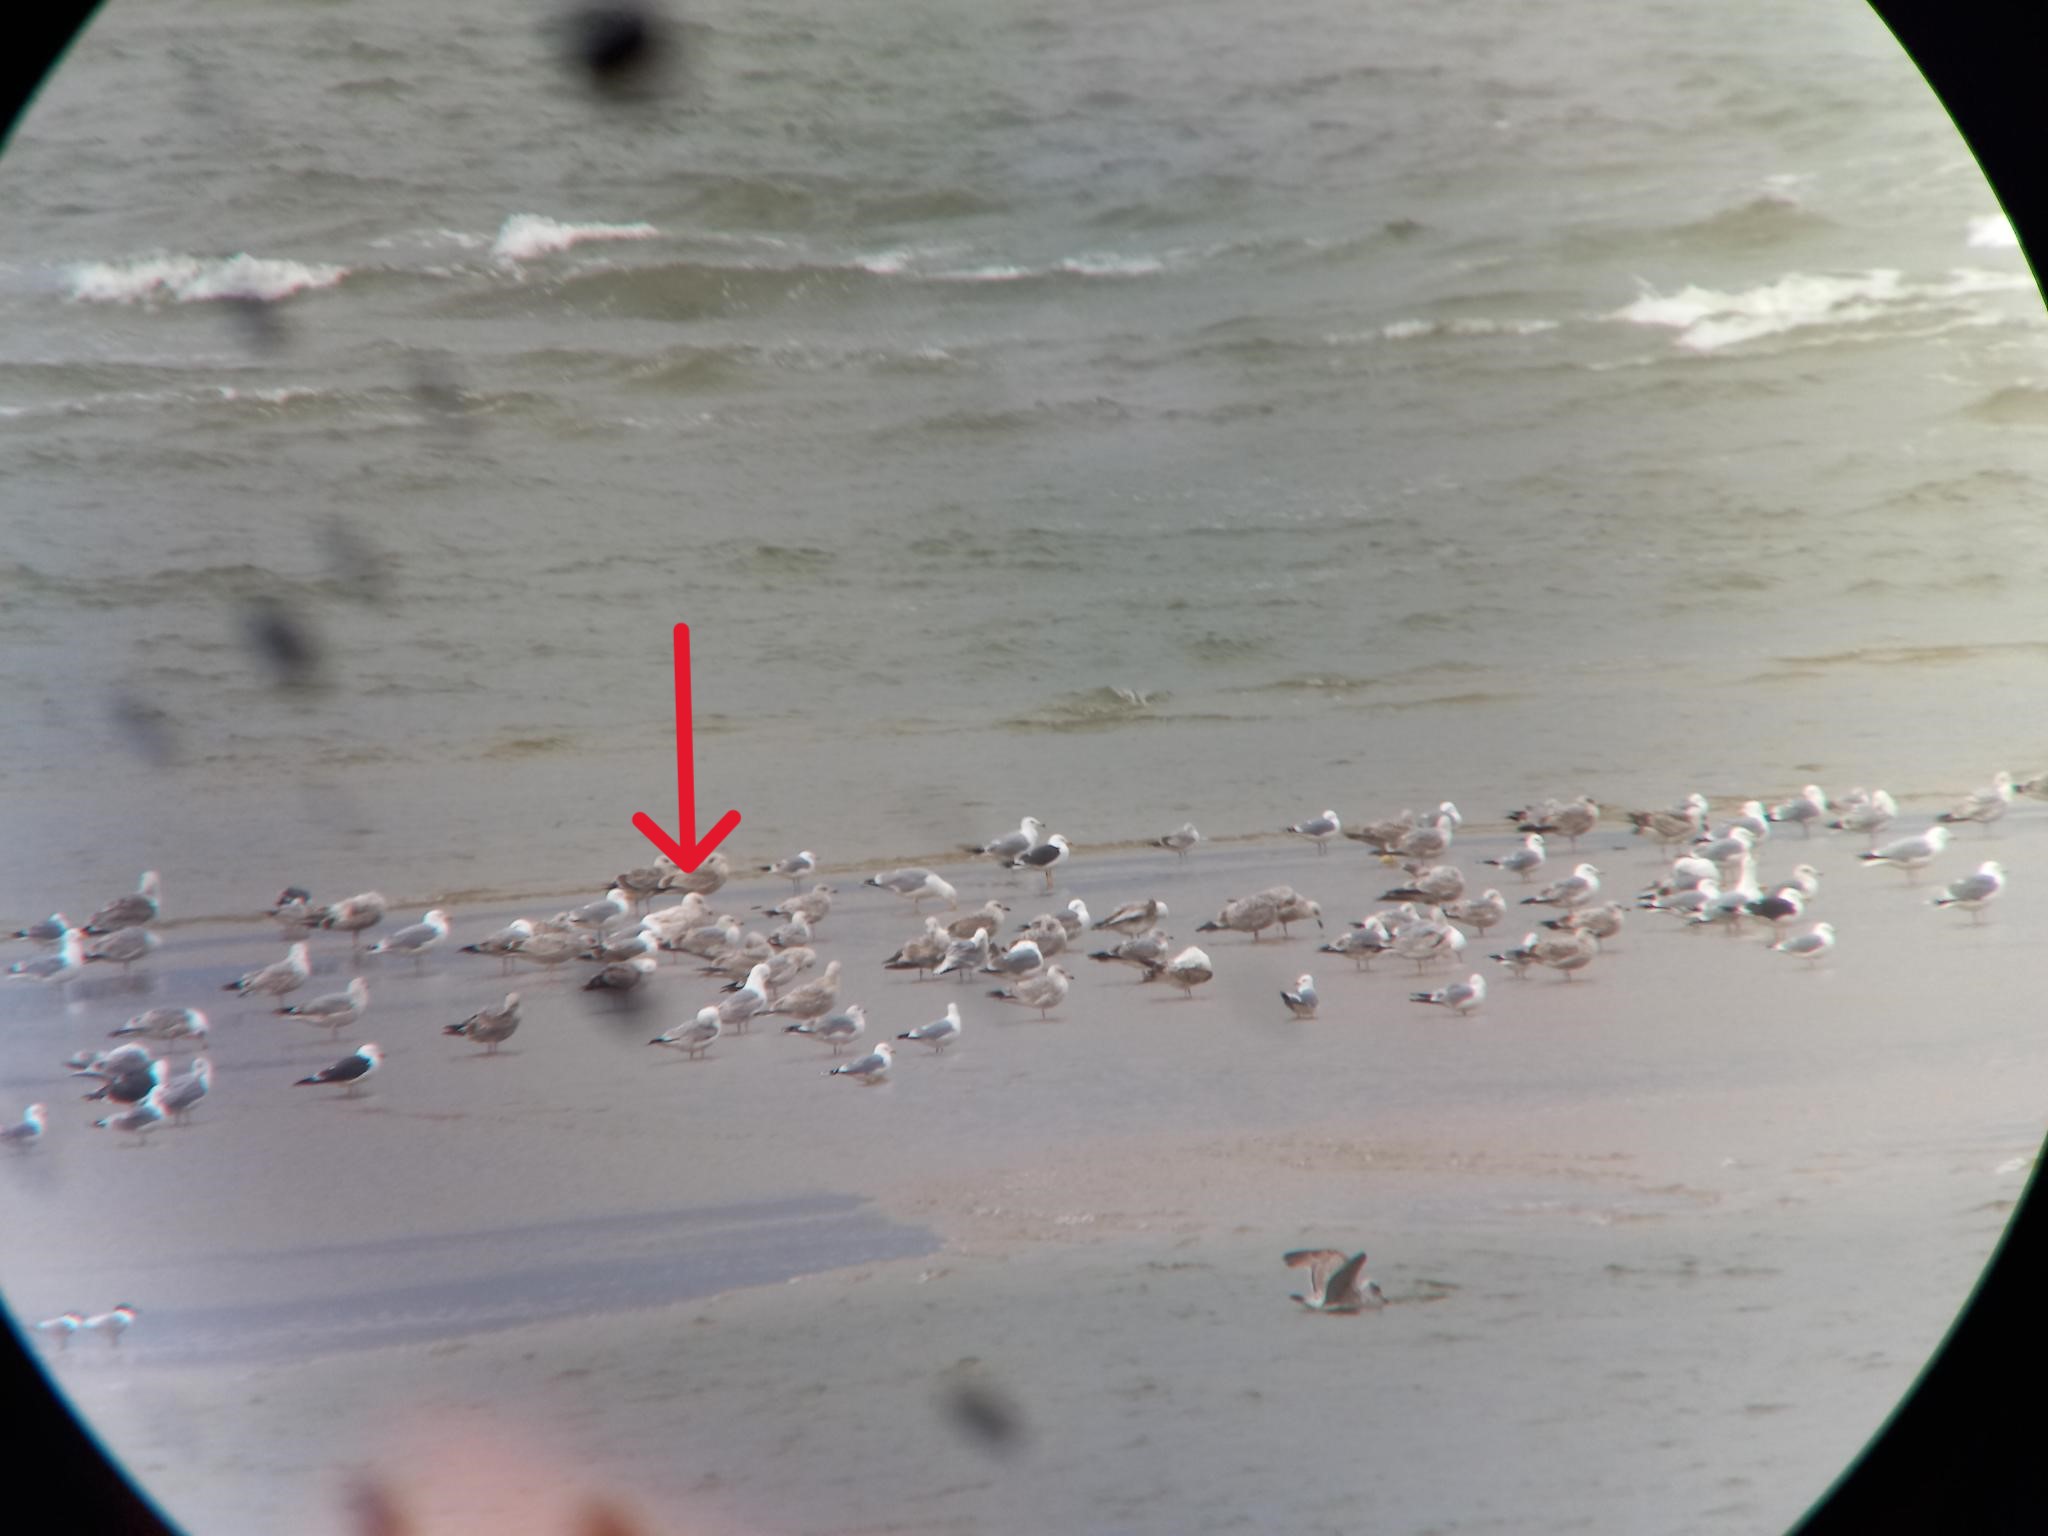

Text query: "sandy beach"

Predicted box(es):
[4, 814, 2040, 1535]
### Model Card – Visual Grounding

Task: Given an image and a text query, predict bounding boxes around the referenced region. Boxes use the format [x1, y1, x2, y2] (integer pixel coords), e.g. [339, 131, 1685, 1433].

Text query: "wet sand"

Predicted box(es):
[3, 817, 2041, 1535]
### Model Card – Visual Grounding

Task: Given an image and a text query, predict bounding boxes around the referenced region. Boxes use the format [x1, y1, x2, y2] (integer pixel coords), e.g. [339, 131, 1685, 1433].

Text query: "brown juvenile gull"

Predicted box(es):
[319, 891, 388, 949]
[583, 955, 656, 995]
[1283, 1250, 1385, 1313]
[611, 858, 678, 911]
[1512, 795, 1599, 850]
[1442, 888, 1507, 934]
[947, 900, 1011, 940]
[1937, 771, 2015, 826]
[1380, 864, 1466, 907]
[652, 1007, 723, 1058]
[509, 928, 583, 976]
[445, 992, 521, 1052]
[1256, 887, 1325, 937]
[84, 871, 162, 935]
[1343, 810, 1418, 854]
[1521, 862, 1601, 910]
[1529, 927, 1600, 980]
[661, 850, 731, 897]
[1543, 901, 1627, 942]
[766, 912, 813, 950]
[84, 926, 159, 972]
[988, 964, 1072, 1019]
[1017, 918, 1068, 958]
[461, 919, 535, 974]
[159, 1056, 212, 1123]
[764, 959, 843, 1022]
[764, 883, 835, 926]
[1197, 892, 1281, 942]
[294, 1042, 382, 1096]
[883, 916, 949, 979]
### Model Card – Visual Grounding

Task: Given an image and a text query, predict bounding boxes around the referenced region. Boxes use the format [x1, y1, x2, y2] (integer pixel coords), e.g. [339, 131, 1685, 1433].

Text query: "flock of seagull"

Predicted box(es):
[4, 768, 2034, 1329]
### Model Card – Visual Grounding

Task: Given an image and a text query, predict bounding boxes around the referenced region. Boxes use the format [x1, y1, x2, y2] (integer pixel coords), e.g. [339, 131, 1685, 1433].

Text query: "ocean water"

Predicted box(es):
[2, 0, 2043, 918]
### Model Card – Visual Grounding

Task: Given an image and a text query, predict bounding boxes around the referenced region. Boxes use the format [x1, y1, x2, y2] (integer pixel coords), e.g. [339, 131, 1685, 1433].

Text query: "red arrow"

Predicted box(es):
[631, 623, 741, 871]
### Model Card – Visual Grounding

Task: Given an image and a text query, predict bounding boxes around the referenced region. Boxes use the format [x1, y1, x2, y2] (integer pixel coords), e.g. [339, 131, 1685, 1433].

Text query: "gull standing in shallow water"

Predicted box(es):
[791, 1004, 868, 1055]
[84, 872, 161, 934]
[1153, 822, 1201, 859]
[1283, 1251, 1385, 1313]
[461, 918, 534, 973]
[1155, 945, 1215, 999]
[865, 868, 959, 910]
[1, 1103, 46, 1149]
[8, 930, 85, 988]
[1484, 834, 1546, 883]
[84, 927, 158, 973]
[224, 942, 312, 1000]
[1280, 975, 1318, 1019]
[294, 1043, 382, 1095]
[883, 917, 949, 979]
[1772, 922, 1835, 965]
[652, 1007, 723, 1058]
[1198, 892, 1281, 942]
[760, 851, 818, 889]
[1934, 862, 2005, 920]
[319, 891, 388, 948]
[828, 1040, 895, 1085]
[1005, 832, 1072, 890]
[898, 1002, 963, 1052]
[445, 993, 521, 1052]
[988, 965, 1072, 1019]
[1285, 810, 1341, 854]
[1411, 973, 1486, 1015]
[95, 1087, 166, 1143]
[9, 912, 69, 945]
[970, 816, 1045, 865]
[159, 1057, 211, 1124]
[1521, 863, 1600, 909]
[1938, 771, 2015, 827]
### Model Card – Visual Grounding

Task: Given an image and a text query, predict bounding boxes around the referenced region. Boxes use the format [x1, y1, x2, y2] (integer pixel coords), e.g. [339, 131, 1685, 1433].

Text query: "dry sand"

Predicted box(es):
[3, 819, 2041, 1535]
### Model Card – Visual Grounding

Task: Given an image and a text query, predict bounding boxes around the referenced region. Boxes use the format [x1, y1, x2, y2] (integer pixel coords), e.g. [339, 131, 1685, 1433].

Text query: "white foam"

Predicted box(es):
[1056, 252, 1166, 278]
[1967, 213, 2019, 250]
[1371, 317, 1560, 342]
[1608, 267, 2034, 354]
[490, 214, 658, 264]
[66, 254, 348, 305]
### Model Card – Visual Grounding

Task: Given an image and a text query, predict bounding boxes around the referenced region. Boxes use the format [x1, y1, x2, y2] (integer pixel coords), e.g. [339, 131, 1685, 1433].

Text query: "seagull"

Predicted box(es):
[579, 925, 660, 964]
[933, 928, 993, 982]
[1939, 771, 2016, 826]
[84, 871, 161, 934]
[1489, 932, 1541, 978]
[445, 993, 521, 1052]
[760, 851, 818, 890]
[1283, 1250, 1385, 1313]
[1198, 892, 1281, 942]
[1691, 826, 1756, 869]
[294, 1042, 383, 1095]
[660, 850, 732, 897]
[277, 976, 370, 1039]
[1521, 863, 1600, 909]
[716, 962, 773, 1030]
[1154, 945, 1214, 999]
[319, 891, 388, 948]
[946, 901, 1011, 940]
[159, 1056, 212, 1124]
[1627, 797, 1707, 849]
[1483, 834, 1546, 883]
[1831, 788, 1898, 842]
[82, 1305, 140, 1346]
[1319, 917, 1391, 970]
[73, 1044, 156, 1099]
[1442, 889, 1507, 933]
[0, 1103, 46, 1149]
[1381, 864, 1466, 907]
[739, 945, 815, 992]
[1543, 902, 1627, 942]
[1089, 928, 1174, 981]
[791, 1004, 868, 1055]
[32, 1313, 84, 1348]
[969, 816, 1045, 864]
[1743, 889, 1803, 934]
[507, 928, 583, 975]
[9, 912, 69, 945]
[612, 858, 679, 911]
[270, 890, 325, 937]
[1257, 887, 1325, 936]
[1859, 824, 1950, 878]
[988, 964, 1071, 1018]
[1384, 816, 1454, 863]
[982, 938, 1045, 978]
[561, 889, 632, 944]
[764, 960, 844, 1023]
[1771, 922, 1836, 965]
[83, 927, 159, 972]
[897, 1002, 963, 1052]
[1530, 928, 1600, 980]
[1391, 911, 1465, 971]
[1045, 899, 1092, 939]
[1511, 796, 1599, 850]
[1094, 897, 1168, 935]
[370, 909, 450, 966]
[1934, 861, 2005, 920]
[1344, 811, 1420, 854]
[1411, 973, 1486, 1015]
[95, 1086, 167, 1142]
[765, 912, 813, 950]
[461, 918, 535, 973]
[1767, 785, 1829, 837]
[1285, 810, 1341, 854]
[1280, 974, 1318, 1019]
[224, 942, 312, 999]
[883, 917, 950, 979]
[8, 929, 85, 987]
[866, 868, 959, 910]
[1153, 823, 1201, 859]
[1005, 833, 1072, 890]
[652, 1007, 723, 1058]
[582, 954, 656, 994]
[827, 1040, 895, 1084]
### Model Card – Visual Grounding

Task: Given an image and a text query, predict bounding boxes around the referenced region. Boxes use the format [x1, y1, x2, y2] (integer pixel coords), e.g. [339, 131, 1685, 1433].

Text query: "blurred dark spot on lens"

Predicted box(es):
[222, 293, 288, 353]
[576, 1500, 652, 1536]
[346, 1477, 412, 1536]
[319, 515, 394, 605]
[558, 4, 678, 97]
[242, 597, 323, 689]
[937, 1366, 1028, 1457]
[110, 689, 178, 766]
[409, 352, 475, 437]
